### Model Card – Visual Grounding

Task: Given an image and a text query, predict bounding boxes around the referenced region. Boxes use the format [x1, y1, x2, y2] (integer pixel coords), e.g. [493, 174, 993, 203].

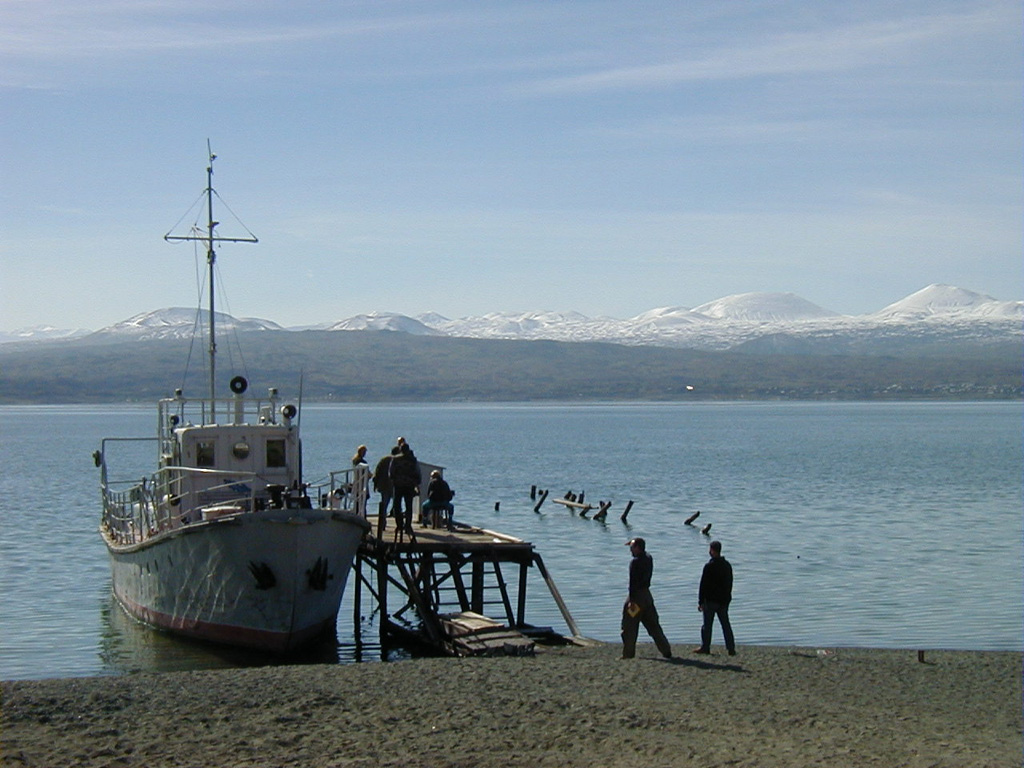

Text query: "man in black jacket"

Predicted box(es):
[372, 448, 399, 524]
[621, 537, 672, 659]
[389, 443, 421, 536]
[694, 540, 736, 656]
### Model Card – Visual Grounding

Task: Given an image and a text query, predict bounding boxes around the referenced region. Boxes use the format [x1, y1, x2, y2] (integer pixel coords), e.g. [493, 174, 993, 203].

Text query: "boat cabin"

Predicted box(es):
[156, 380, 305, 520]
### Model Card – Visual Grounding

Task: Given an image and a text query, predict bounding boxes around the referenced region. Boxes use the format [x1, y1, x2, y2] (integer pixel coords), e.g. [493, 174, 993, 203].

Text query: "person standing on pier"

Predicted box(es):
[621, 537, 673, 659]
[389, 442, 421, 536]
[373, 447, 399, 525]
[693, 540, 736, 656]
[352, 445, 368, 466]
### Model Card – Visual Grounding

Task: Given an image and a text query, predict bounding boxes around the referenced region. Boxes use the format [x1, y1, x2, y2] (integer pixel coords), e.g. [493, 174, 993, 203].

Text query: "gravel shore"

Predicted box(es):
[2, 644, 1020, 767]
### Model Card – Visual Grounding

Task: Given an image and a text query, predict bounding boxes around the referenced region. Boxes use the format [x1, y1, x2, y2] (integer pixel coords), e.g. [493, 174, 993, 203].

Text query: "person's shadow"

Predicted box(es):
[654, 656, 746, 672]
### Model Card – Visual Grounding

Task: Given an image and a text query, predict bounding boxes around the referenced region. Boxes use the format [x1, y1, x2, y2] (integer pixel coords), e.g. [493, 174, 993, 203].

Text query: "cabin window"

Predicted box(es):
[232, 441, 250, 460]
[266, 439, 286, 468]
[196, 440, 216, 467]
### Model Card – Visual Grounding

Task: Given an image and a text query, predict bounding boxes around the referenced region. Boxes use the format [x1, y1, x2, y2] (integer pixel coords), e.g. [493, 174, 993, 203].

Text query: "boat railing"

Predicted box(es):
[101, 472, 172, 546]
[157, 389, 296, 440]
[309, 464, 371, 518]
[101, 465, 262, 546]
[308, 462, 442, 521]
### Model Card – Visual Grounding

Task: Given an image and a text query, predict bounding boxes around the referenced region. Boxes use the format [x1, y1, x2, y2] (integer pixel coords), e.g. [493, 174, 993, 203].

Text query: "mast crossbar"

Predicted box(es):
[164, 235, 259, 244]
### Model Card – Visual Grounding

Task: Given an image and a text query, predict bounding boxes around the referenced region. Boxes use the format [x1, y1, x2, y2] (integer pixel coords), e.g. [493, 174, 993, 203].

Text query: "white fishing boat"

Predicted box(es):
[96, 149, 370, 652]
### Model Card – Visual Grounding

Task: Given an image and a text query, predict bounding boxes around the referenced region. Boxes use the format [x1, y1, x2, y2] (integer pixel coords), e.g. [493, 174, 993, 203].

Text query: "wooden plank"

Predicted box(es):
[438, 611, 535, 656]
[551, 498, 592, 513]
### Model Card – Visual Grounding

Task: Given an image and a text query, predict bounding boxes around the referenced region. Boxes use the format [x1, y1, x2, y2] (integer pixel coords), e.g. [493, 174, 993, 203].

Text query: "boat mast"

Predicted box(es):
[164, 144, 258, 415]
[205, 153, 217, 405]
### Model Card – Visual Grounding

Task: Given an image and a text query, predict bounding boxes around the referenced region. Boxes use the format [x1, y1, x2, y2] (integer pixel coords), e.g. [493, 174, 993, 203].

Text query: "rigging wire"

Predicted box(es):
[213, 258, 251, 388]
[162, 191, 207, 241]
[210, 189, 259, 242]
[178, 236, 208, 394]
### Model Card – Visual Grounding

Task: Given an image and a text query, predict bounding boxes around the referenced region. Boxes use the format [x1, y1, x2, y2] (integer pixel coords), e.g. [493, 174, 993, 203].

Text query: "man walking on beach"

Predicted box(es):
[621, 537, 673, 659]
[694, 540, 736, 656]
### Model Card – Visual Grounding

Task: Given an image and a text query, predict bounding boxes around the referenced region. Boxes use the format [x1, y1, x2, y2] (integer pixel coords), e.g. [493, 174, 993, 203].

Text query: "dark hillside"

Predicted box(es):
[0, 331, 1019, 403]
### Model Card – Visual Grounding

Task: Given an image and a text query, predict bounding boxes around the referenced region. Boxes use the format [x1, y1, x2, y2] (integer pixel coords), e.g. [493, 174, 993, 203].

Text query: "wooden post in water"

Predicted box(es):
[516, 562, 529, 627]
[353, 554, 362, 630]
[533, 489, 549, 512]
[471, 559, 485, 614]
[377, 552, 389, 646]
[620, 500, 634, 522]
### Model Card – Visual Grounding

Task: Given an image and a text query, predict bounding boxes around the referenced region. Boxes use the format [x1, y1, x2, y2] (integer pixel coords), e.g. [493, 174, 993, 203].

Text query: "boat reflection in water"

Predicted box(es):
[96, 593, 429, 674]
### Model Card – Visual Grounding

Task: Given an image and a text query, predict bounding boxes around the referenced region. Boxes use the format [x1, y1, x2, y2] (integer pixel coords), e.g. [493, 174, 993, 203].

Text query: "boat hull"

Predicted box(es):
[105, 509, 369, 653]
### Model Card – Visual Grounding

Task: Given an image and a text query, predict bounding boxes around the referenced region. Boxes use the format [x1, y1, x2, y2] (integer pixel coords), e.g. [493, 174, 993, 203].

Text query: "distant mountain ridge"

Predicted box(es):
[2, 283, 1020, 403]
[2, 284, 1020, 352]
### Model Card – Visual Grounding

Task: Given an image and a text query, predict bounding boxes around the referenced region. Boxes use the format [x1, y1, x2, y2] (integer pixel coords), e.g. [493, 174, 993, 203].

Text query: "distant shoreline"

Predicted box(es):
[3, 644, 1020, 767]
[1, 394, 1021, 406]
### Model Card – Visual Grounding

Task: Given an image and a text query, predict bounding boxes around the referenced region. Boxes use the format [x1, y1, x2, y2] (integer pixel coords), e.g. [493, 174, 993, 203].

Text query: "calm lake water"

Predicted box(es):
[1, 401, 1020, 680]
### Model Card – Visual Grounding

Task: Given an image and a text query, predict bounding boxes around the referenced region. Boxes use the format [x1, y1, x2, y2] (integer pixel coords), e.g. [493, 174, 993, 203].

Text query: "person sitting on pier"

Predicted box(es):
[422, 469, 455, 529]
[389, 442, 421, 537]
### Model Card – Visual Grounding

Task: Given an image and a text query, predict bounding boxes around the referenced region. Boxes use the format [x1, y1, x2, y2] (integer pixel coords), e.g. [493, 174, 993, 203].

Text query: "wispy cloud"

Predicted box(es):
[519, 5, 1009, 95]
[0, 1, 454, 58]
[0, 1, 553, 90]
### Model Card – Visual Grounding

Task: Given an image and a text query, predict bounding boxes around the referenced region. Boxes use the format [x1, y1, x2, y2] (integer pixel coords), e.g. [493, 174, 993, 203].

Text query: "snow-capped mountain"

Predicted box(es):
[691, 292, 840, 322]
[871, 284, 1022, 320]
[88, 308, 285, 340]
[0, 325, 91, 344]
[4, 285, 1020, 352]
[424, 310, 629, 344]
[320, 312, 441, 335]
[421, 285, 1021, 351]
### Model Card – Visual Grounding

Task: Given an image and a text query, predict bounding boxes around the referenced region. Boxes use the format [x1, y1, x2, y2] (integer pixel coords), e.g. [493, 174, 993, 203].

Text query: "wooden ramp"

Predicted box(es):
[351, 514, 585, 656]
[438, 611, 536, 657]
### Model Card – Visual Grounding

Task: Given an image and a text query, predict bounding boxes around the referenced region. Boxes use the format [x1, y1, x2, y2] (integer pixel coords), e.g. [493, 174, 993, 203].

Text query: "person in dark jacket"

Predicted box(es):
[372, 447, 399, 524]
[421, 469, 454, 528]
[388, 443, 421, 535]
[621, 537, 672, 659]
[693, 540, 736, 655]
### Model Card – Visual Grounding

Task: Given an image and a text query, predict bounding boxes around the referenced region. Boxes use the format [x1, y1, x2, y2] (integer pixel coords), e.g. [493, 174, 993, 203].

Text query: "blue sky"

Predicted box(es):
[1, 0, 1020, 330]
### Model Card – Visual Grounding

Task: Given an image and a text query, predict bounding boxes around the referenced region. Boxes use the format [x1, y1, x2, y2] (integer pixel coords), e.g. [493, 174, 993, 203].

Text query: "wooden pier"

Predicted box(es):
[350, 513, 586, 657]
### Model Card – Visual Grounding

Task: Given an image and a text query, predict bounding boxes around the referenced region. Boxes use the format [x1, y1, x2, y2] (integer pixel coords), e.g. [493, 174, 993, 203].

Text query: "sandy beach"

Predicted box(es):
[2, 643, 1020, 767]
